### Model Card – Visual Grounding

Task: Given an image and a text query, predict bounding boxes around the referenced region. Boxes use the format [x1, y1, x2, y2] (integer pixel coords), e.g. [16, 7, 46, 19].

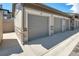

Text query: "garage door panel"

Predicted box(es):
[66, 20, 69, 30]
[28, 14, 49, 40]
[54, 17, 62, 33]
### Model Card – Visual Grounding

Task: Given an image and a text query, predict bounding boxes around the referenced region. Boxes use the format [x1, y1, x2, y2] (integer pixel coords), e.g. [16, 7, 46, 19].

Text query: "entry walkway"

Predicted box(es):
[1, 29, 79, 56]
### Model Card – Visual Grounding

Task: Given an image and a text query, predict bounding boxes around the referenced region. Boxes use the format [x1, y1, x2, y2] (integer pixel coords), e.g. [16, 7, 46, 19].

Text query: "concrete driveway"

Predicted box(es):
[0, 29, 79, 56]
[0, 32, 23, 56]
[28, 29, 79, 56]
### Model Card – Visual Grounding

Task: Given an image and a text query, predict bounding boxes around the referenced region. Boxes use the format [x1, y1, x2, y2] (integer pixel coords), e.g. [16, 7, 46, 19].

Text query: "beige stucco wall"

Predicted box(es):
[3, 19, 14, 33]
[0, 10, 3, 43]
[14, 4, 23, 44]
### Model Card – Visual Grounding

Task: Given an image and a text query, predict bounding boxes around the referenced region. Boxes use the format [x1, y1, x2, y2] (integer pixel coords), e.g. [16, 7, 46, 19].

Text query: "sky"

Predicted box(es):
[0, 3, 73, 13]
[1, 3, 12, 12]
[68, 3, 79, 14]
[44, 3, 73, 13]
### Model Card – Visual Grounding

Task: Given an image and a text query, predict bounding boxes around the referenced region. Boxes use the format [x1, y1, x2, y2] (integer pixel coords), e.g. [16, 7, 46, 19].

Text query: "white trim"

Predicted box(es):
[50, 15, 54, 35]
[49, 16, 51, 36]
[53, 14, 70, 20]
[23, 9, 29, 43]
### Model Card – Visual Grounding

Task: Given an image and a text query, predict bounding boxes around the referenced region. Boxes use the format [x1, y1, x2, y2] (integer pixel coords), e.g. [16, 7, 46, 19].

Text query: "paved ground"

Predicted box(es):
[0, 33, 23, 56]
[28, 29, 79, 56]
[69, 42, 79, 56]
[0, 29, 79, 56]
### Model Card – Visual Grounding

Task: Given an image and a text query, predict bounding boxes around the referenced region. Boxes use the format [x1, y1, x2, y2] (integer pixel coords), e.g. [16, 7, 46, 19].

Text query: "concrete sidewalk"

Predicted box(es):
[69, 42, 79, 56]
[44, 31, 79, 56]
[1, 29, 79, 56]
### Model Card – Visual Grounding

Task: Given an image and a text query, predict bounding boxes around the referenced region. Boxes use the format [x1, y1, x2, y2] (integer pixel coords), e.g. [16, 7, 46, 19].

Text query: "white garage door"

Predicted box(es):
[28, 14, 49, 41]
[54, 17, 62, 34]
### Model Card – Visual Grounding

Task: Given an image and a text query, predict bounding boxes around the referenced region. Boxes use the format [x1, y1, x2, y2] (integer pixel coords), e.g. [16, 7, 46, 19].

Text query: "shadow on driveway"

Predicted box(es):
[0, 39, 23, 56]
[28, 29, 79, 50]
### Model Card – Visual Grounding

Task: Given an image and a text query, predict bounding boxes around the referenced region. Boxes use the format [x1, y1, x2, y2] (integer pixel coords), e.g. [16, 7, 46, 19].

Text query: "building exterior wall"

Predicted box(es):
[14, 4, 71, 44]
[3, 19, 14, 33]
[0, 10, 3, 43]
[23, 6, 71, 43]
[14, 4, 24, 44]
[23, 7, 53, 42]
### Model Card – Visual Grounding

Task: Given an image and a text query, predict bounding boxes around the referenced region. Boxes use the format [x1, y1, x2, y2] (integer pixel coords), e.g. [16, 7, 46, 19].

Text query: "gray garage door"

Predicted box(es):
[62, 19, 66, 32]
[28, 14, 49, 41]
[54, 17, 62, 34]
[66, 20, 69, 31]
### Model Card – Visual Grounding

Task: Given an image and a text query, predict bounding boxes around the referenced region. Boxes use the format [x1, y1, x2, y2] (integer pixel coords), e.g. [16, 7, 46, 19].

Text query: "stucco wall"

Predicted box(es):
[14, 4, 23, 44]
[3, 19, 14, 33]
